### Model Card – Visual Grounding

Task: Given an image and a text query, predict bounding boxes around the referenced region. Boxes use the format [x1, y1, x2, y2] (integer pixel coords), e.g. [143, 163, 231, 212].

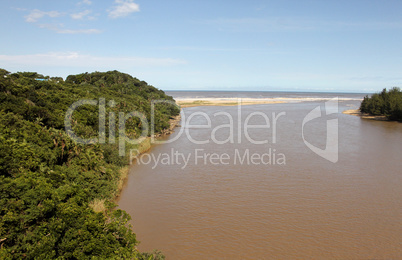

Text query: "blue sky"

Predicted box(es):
[1, 0, 401, 92]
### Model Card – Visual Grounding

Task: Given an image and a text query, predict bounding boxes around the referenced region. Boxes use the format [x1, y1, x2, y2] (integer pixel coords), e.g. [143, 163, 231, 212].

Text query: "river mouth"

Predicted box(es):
[118, 94, 402, 259]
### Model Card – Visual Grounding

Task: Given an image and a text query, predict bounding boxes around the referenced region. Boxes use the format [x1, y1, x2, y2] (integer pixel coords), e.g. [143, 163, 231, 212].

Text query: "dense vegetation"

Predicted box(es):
[360, 87, 402, 121]
[0, 69, 179, 259]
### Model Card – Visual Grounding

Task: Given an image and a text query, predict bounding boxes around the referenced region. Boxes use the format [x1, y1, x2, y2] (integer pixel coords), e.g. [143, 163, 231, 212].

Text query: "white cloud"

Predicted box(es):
[348, 76, 402, 82]
[108, 0, 140, 19]
[55, 28, 102, 34]
[71, 10, 92, 20]
[79, 0, 92, 5]
[39, 24, 102, 34]
[205, 18, 317, 33]
[206, 17, 402, 33]
[0, 52, 186, 68]
[25, 9, 61, 23]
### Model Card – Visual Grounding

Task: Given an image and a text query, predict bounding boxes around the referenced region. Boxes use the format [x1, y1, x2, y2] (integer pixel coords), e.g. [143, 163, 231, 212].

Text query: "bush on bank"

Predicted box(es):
[360, 87, 402, 121]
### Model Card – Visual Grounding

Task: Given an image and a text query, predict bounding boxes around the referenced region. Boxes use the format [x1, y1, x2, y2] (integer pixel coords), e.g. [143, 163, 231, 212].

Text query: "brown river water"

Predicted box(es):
[118, 94, 402, 259]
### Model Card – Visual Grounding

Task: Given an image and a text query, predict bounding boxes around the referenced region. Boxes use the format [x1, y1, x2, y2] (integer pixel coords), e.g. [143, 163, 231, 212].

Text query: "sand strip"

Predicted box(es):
[176, 97, 363, 108]
[342, 109, 389, 121]
[176, 98, 285, 108]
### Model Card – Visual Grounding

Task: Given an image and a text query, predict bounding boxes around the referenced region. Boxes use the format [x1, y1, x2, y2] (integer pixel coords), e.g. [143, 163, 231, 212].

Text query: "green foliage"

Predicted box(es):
[138, 250, 166, 260]
[0, 69, 175, 259]
[360, 87, 402, 121]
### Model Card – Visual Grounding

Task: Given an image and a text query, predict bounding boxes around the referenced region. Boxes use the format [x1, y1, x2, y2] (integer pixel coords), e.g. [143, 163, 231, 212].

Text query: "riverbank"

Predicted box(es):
[343, 109, 389, 121]
[114, 113, 182, 203]
[176, 98, 285, 107]
[154, 114, 182, 136]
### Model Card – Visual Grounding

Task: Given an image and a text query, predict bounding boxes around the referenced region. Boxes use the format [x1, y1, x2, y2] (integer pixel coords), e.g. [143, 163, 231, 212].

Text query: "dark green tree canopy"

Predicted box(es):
[0, 69, 173, 259]
[360, 87, 402, 121]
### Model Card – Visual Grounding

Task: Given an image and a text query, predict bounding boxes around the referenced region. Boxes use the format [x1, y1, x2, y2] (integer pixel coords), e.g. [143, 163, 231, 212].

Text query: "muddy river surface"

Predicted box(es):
[118, 92, 402, 259]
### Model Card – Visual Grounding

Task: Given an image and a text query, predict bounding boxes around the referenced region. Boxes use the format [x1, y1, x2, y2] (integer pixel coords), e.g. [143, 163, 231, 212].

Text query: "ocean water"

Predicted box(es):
[166, 90, 366, 99]
[118, 91, 402, 259]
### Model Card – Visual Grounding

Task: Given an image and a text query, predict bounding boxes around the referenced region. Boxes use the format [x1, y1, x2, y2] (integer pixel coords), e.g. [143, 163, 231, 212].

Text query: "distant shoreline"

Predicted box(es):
[176, 99, 390, 121]
[176, 98, 285, 107]
[175, 97, 363, 108]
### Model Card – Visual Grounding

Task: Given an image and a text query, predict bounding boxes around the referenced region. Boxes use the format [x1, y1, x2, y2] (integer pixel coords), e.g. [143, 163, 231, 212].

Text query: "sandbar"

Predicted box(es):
[176, 98, 285, 108]
[343, 109, 388, 121]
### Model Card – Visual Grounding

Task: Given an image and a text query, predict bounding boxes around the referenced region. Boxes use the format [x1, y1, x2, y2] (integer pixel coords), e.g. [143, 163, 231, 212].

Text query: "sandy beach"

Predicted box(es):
[175, 98, 286, 107]
[175, 97, 363, 108]
[342, 109, 388, 121]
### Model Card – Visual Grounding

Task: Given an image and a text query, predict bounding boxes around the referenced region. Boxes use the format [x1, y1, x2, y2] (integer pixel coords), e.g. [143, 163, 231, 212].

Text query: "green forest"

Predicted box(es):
[360, 87, 402, 121]
[0, 69, 180, 259]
